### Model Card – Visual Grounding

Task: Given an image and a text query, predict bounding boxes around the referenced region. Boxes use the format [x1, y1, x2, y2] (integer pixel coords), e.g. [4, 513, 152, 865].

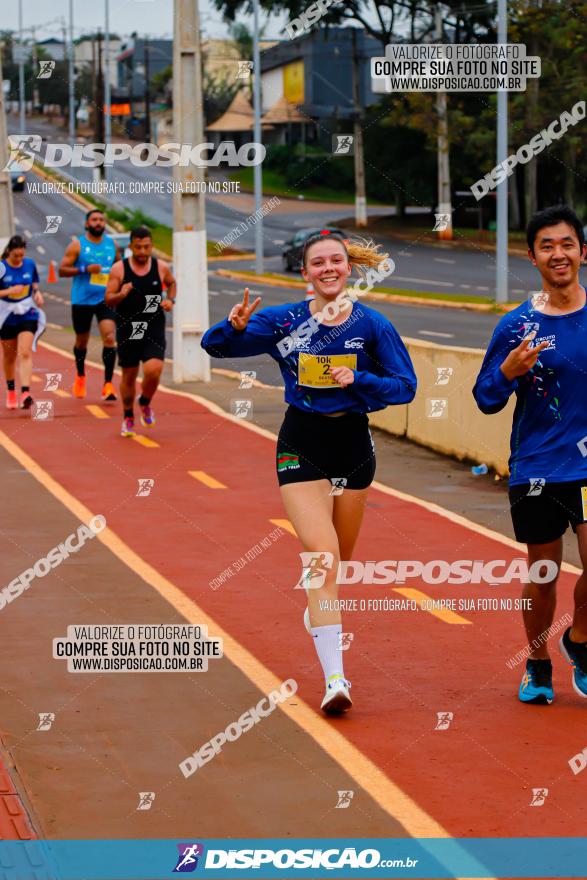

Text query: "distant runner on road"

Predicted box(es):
[59, 209, 120, 401]
[105, 226, 176, 438]
[202, 231, 417, 715]
[474, 205, 587, 705]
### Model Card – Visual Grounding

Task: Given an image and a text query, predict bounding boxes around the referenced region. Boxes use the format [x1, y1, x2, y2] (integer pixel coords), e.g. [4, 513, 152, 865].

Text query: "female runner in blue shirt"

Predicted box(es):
[0, 235, 45, 409]
[202, 232, 417, 714]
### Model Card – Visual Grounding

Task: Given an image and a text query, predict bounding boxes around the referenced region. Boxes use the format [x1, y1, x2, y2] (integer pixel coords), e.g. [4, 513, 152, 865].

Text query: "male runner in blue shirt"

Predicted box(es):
[59, 209, 120, 401]
[474, 206, 587, 705]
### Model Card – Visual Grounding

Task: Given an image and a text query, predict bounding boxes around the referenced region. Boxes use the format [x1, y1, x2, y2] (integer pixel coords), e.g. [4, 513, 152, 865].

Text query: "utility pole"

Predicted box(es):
[172, 0, 209, 382]
[91, 35, 96, 134]
[96, 31, 105, 179]
[252, 0, 264, 273]
[104, 0, 112, 151]
[68, 0, 75, 146]
[31, 28, 40, 111]
[144, 38, 151, 143]
[495, 0, 508, 303]
[351, 28, 367, 228]
[18, 0, 26, 133]
[435, 5, 452, 240]
[0, 44, 16, 250]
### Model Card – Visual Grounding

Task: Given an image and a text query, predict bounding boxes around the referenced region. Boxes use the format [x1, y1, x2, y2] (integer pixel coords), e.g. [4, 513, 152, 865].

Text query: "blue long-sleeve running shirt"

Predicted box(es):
[201, 299, 417, 414]
[473, 295, 587, 485]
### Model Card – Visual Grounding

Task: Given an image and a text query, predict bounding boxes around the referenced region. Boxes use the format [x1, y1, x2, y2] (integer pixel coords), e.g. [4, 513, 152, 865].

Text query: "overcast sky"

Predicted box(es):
[3, 0, 289, 43]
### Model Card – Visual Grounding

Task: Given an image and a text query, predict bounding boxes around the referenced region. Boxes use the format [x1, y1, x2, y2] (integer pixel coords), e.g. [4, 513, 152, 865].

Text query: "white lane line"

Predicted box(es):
[397, 251, 413, 257]
[460, 284, 471, 289]
[433, 257, 456, 264]
[273, 239, 285, 245]
[37, 245, 46, 255]
[419, 330, 455, 339]
[24, 228, 32, 239]
[478, 286, 489, 291]
[209, 290, 220, 296]
[392, 275, 453, 287]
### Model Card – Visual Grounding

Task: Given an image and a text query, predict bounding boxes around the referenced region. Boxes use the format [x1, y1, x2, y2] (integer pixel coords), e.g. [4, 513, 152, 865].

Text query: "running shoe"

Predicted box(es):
[518, 658, 554, 705]
[559, 627, 587, 698]
[120, 417, 136, 438]
[73, 375, 87, 398]
[6, 389, 17, 409]
[20, 392, 33, 410]
[101, 382, 117, 402]
[139, 401, 156, 428]
[321, 676, 352, 714]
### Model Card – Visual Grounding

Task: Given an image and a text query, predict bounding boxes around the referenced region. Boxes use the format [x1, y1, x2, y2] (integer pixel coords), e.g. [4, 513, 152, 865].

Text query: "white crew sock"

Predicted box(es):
[310, 624, 345, 684]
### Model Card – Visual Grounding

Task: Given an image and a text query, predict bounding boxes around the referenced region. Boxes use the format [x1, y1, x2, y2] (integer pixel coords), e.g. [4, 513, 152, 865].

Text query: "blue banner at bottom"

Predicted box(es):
[0, 838, 585, 879]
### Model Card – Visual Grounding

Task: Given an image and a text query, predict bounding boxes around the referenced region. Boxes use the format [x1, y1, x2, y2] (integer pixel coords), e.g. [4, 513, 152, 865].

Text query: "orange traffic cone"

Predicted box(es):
[305, 282, 314, 300]
[47, 260, 57, 283]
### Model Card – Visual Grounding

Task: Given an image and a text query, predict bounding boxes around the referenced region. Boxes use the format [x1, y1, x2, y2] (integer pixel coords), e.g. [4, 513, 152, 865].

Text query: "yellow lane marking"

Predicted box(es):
[86, 405, 110, 419]
[188, 470, 226, 489]
[133, 435, 159, 448]
[0, 428, 461, 845]
[54, 389, 70, 398]
[269, 518, 297, 537]
[393, 587, 472, 625]
[31, 375, 41, 383]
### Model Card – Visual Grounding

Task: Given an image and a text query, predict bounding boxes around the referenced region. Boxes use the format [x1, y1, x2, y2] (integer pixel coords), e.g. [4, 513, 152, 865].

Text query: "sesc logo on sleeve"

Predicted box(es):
[298, 353, 357, 388]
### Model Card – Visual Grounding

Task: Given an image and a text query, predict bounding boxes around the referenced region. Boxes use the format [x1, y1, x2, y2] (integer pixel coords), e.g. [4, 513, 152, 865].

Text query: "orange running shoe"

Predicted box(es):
[6, 389, 18, 409]
[73, 375, 87, 398]
[101, 381, 117, 401]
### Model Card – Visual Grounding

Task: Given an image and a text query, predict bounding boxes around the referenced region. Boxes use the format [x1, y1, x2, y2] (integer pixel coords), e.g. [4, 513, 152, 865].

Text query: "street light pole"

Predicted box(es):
[252, 0, 263, 274]
[18, 0, 25, 133]
[495, 0, 508, 303]
[0, 44, 16, 248]
[68, 0, 75, 146]
[104, 0, 112, 150]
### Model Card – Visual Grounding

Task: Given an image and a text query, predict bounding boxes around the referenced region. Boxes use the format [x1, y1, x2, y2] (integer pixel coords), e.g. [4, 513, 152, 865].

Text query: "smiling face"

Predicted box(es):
[301, 238, 352, 299]
[529, 221, 586, 289]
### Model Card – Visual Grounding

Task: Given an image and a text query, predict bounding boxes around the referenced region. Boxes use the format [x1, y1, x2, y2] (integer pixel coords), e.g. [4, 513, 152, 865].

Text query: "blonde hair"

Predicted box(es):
[302, 232, 389, 280]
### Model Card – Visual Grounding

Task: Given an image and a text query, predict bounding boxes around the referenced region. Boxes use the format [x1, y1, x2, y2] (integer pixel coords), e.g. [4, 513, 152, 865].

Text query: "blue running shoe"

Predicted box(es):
[519, 659, 554, 704]
[559, 627, 587, 698]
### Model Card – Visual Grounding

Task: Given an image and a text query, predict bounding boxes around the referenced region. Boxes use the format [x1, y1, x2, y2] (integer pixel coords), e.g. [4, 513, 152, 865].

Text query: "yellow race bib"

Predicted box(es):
[90, 272, 109, 287]
[297, 353, 357, 389]
[7, 284, 30, 301]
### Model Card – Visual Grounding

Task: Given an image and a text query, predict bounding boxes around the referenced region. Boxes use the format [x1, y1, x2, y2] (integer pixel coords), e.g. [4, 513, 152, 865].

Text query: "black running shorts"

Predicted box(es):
[276, 405, 376, 489]
[509, 478, 587, 544]
[72, 302, 118, 335]
[116, 314, 166, 368]
[0, 317, 38, 340]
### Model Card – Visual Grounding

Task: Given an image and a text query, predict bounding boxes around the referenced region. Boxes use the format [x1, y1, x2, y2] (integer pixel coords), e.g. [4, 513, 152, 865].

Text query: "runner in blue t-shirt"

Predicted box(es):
[202, 232, 417, 715]
[474, 205, 587, 704]
[59, 209, 120, 401]
[0, 235, 44, 409]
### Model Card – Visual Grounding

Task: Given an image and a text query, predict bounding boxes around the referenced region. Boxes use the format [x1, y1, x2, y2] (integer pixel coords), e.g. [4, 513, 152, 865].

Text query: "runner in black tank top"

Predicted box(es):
[104, 226, 176, 437]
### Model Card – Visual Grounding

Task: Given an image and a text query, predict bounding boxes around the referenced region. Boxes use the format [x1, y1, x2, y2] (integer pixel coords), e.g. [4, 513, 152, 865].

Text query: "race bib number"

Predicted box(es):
[90, 272, 109, 287]
[297, 353, 357, 388]
[7, 284, 30, 301]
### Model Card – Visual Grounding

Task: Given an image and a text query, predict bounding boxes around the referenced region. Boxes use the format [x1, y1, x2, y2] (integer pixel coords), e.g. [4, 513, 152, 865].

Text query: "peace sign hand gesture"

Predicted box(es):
[229, 288, 262, 331]
[500, 333, 551, 381]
